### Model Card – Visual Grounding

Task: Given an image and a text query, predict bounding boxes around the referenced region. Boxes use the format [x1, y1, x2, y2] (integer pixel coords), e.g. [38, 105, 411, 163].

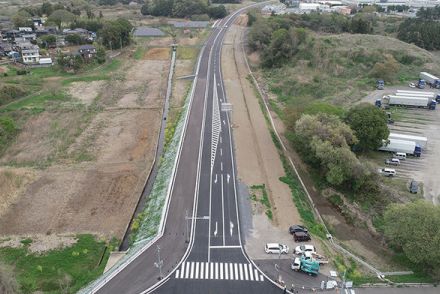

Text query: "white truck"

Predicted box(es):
[396, 90, 436, 97]
[388, 133, 428, 149]
[420, 72, 440, 89]
[382, 95, 437, 109]
[379, 138, 422, 157]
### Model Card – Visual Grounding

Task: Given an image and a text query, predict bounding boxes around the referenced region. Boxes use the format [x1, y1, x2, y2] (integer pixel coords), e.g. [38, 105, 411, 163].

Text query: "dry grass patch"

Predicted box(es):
[68, 81, 106, 106]
[144, 47, 170, 60]
[0, 167, 36, 217]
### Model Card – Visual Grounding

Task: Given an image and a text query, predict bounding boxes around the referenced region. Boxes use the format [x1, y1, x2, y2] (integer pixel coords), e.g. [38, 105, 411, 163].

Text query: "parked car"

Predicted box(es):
[293, 231, 311, 242]
[409, 82, 416, 88]
[393, 152, 406, 160]
[291, 257, 301, 271]
[409, 180, 419, 194]
[294, 244, 316, 255]
[289, 225, 308, 235]
[265, 243, 289, 254]
[379, 168, 396, 177]
[385, 158, 400, 166]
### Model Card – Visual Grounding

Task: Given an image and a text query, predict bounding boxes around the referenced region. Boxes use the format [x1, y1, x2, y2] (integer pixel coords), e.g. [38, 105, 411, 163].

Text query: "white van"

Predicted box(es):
[393, 152, 407, 160]
[380, 168, 396, 177]
[265, 243, 289, 254]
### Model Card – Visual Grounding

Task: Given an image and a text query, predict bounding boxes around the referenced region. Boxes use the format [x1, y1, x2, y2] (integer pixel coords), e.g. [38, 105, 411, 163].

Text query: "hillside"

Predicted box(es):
[261, 33, 440, 109]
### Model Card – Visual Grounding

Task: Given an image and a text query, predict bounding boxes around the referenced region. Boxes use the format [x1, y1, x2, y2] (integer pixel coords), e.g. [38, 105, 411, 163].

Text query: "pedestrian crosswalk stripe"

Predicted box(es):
[175, 262, 264, 282]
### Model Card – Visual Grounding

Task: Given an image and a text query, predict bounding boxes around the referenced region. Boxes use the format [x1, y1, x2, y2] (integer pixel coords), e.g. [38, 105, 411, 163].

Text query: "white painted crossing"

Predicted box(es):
[175, 261, 264, 282]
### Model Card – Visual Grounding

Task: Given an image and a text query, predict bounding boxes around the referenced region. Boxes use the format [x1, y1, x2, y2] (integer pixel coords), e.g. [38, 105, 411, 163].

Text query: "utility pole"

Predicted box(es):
[154, 245, 163, 280]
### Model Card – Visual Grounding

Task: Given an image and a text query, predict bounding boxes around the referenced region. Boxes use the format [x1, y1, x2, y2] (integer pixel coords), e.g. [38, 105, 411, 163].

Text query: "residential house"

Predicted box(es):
[21, 45, 40, 64]
[18, 27, 33, 33]
[32, 17, 44, 28]
[78, 45, 96, 59]
[21, 33, 37, 42]
[39, 57, 53, 66]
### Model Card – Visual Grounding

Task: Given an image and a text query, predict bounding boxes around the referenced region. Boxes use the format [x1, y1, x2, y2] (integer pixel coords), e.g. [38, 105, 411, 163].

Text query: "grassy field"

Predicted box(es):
[0, 235, 114, 293]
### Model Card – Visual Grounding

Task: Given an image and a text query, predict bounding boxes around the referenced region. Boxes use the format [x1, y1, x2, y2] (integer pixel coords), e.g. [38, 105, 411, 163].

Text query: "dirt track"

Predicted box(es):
[222, 16, 303, 256]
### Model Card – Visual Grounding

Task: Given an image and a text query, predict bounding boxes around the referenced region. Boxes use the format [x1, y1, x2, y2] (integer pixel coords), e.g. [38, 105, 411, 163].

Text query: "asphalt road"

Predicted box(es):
[94, 4, 280, 294]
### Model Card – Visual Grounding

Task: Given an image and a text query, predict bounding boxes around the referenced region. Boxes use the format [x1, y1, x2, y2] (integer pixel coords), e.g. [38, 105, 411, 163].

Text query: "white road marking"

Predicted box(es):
[220, 136, 222, 144]
[215, 262, 219, 279]
[210, 262, 214, 279]
[195, 262, 199, 279]
[223, 120, 226, 125]
[254, 269, 259, 281]
[190, 262, 194, 279]
[185, 262, 190, 279]
[244, 263, 249, 280]
[175, 269, 180, 278]
[239, 264, 244, 280]
[200, 261, 204, 279]
[180, 263, 185, 279]
[214, 221, 218, 237]
[220, 161, 223, 171]
[220, 262, 224, 279]
[205, 263, 209, 279]
[221, 174, 225, 246]
[230, 221, 234, 236]
[249, 264, 254, 280]
[220, 148, 223, 156]
[209, 245, 241, 249]
[234, 263, 239, 280]
[225, 262, 229, 280]
[227, 173, 230, 183]
[214, 173, 217, 184]
[229, 263, 233, 280]
[260, 274, 264, 281]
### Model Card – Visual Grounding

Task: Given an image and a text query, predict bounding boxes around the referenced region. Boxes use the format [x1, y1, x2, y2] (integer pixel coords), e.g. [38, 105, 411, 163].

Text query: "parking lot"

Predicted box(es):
[362, 86, 440, 204]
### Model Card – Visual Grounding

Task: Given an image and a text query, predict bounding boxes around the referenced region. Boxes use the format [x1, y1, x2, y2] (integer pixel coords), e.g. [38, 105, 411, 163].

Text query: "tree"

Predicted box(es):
[295, 114, 362, 186]
[12, 11, 32, 28]
[172, 0, 207, 18]
[150, 0, 173, 16]
[384, 200, 440, 277]
[208, 5, 227, 19]
[40, 34, 57, 48]
[345, 103, 389, 152]
[101, 18, 133, 49]
[48, 9, 76, 28]
[96, 46, 106, 64]
[141, 3, 151, 15]
[65, 34, 84, 45]
[99, 0, 119, 5]
[370, 54, 400, 82]
[41, 2, 53, 16]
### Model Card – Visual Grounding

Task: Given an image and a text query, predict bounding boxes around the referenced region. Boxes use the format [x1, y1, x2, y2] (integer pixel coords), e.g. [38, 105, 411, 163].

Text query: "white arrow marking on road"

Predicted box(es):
[220, 137, 222, 144]
[222, 120, 225, 125]
[214, 222, 218, 237]
[214, 174, 217, 184]
[230, 222, 234, 236]
[227, 174, 230, 183]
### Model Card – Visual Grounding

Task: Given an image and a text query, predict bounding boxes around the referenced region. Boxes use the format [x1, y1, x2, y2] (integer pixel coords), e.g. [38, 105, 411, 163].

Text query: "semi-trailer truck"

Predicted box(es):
[379, 139, 422, 157]
[375, 95, 437, 110]
[420, 72, 440, 89]
[388, 133, 428, 149]
[395, 91, 440, 102]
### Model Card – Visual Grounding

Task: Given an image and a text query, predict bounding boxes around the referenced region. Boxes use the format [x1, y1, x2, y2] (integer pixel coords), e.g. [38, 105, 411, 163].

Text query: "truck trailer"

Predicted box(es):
[388, 133, 428, 149]
[291, 255, 320, 276]
[379, 95, 437, 109]
[396, 90, 436, 96]
[379, 138, 422, 157]
[420, 72, 440, 89]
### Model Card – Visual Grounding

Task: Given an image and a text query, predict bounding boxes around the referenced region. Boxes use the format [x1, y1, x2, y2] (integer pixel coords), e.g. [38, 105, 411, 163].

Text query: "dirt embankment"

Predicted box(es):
[222, 15, 305, 257]
[0, 43, 170, 244]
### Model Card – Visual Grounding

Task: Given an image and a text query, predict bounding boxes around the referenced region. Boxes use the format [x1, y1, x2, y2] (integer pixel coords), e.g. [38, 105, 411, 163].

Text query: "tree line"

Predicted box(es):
[398, 5, 440, 50]
[247, 13, 373, 68]
[140, 0, 227, 19]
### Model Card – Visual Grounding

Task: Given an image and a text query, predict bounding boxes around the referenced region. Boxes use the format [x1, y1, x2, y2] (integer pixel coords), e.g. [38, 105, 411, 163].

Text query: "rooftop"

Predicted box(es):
[133, 27, 165, 37]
